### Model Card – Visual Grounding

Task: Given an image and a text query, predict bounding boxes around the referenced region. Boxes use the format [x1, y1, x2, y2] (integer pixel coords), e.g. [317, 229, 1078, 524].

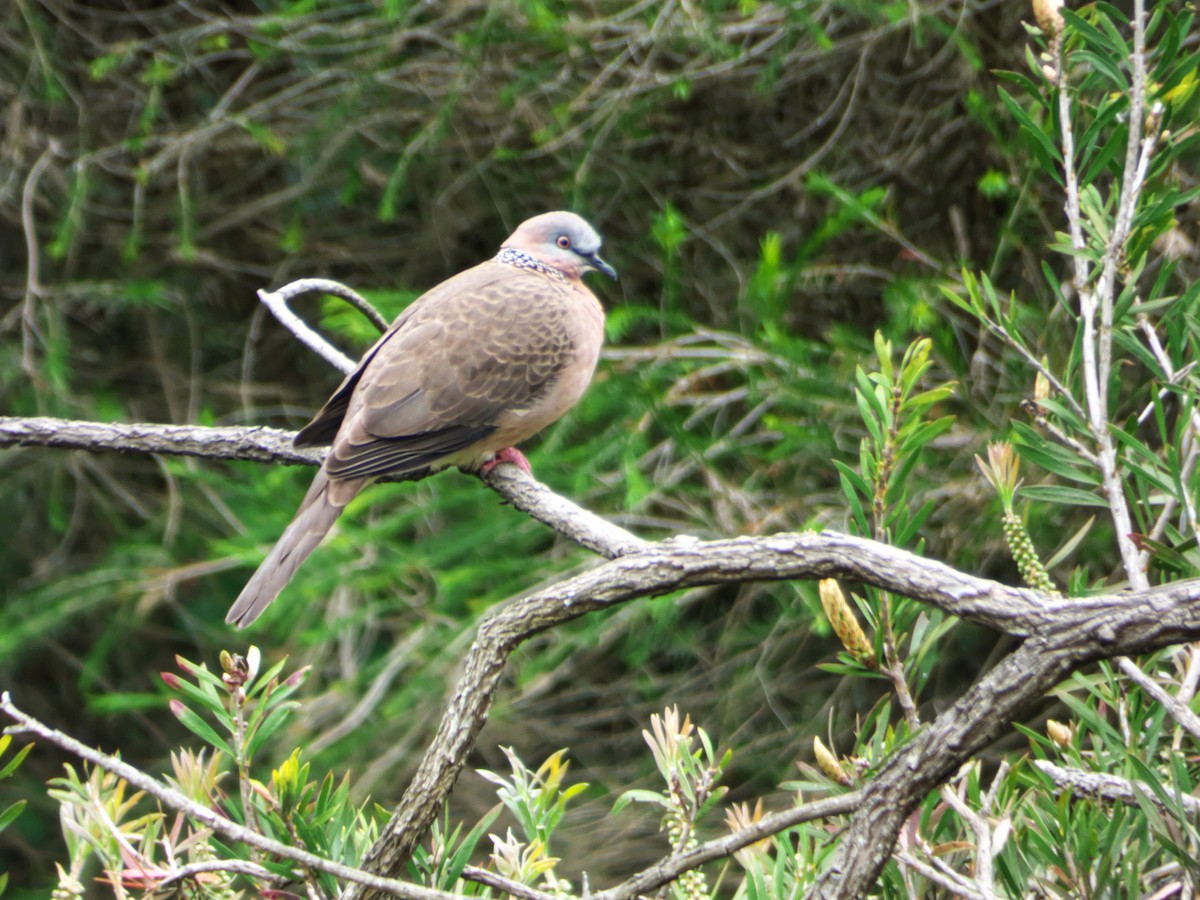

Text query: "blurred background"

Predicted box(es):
[0, 0, 1096, 892]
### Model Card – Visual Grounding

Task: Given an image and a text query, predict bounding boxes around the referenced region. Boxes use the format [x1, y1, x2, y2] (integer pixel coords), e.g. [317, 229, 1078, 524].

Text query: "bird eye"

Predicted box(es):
[556, 235, 571, 249]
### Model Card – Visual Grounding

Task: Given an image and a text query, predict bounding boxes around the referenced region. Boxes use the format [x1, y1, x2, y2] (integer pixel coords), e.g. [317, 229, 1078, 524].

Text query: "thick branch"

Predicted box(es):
[12, 413, 1200, 894]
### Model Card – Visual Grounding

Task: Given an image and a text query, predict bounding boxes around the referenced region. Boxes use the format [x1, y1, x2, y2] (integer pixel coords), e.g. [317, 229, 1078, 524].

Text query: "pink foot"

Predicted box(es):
[481, 447, 532, 475]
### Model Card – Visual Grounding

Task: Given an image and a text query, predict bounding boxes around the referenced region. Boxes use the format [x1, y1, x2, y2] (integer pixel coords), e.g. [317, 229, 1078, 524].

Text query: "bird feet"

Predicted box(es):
[481, 447, 532, 475]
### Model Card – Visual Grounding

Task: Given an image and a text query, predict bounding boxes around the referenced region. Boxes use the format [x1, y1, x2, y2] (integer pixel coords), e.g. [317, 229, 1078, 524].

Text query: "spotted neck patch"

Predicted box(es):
[494, 247, 567, 281]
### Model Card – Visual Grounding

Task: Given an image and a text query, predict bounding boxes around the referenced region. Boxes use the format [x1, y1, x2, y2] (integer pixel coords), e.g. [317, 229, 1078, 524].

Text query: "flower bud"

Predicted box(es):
[813, 736, 852, 786]
[1034, 367, 1050, 407]
[1047, 719, 1072, 747]
[819, 579, 875, 667]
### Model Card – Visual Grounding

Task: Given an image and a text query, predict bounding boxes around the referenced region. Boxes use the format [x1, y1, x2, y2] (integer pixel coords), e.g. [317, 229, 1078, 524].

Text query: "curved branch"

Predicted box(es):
[1032, 759, 1200, 818]
[256, 277, 390, 373]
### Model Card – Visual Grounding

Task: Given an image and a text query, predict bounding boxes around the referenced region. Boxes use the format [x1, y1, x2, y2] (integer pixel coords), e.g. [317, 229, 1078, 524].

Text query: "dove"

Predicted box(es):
[226, 211, 615, 627]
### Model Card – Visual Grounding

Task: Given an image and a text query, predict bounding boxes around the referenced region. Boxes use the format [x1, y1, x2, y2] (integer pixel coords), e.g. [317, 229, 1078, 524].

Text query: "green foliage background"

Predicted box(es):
[2, 0, 1195, 894]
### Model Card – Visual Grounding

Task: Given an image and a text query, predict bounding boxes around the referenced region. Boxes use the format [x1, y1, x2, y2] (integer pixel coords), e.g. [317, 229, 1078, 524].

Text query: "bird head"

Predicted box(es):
[502, 211, 617, 281]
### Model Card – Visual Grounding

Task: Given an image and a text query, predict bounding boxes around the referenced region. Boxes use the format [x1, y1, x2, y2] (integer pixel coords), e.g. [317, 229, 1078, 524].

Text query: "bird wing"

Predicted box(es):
[302, 261, 579, 481]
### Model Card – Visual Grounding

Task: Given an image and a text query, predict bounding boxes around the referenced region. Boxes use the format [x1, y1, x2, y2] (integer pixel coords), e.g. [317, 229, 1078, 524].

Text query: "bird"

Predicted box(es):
[226, 211, 616, 628]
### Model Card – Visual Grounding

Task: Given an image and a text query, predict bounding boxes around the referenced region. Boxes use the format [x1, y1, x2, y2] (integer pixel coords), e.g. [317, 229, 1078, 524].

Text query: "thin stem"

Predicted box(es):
[873, 385, 921, 727]
[233, 683, 261, 841]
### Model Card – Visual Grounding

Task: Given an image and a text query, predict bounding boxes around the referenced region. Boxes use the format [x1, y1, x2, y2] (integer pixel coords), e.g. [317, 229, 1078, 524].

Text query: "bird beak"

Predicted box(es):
[587, 253, 618, 280]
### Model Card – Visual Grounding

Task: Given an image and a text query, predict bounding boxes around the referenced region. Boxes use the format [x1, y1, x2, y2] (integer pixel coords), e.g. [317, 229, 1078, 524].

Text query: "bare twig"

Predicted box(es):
[1020, 401, 1100, 466]
[1136, 314, 1200, 549]
[155, 857, 277, 889]
[895, 848, 986, 899]
[256, 278, 387, 374]
[935, 770, 1002, 899]
[1057, 0, 1159, 589]
[0, 416, 323, 467]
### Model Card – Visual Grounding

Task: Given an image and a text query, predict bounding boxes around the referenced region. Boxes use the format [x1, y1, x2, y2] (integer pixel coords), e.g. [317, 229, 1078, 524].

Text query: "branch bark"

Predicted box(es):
[0, 416, 321, 466]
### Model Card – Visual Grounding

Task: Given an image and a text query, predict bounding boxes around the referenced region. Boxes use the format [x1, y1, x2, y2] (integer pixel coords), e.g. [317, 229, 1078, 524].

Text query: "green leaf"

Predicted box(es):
[1019, 484, 1108, 507]
[1061, 9, 1123, 56]
[1010, 423, 1100, 484]
[247, 701, 301, 761]
[994, 68, 1049, 102]
[170, 703, 234, 756]
[162, 672, 228, 718]
[854, 366, 886, 421]
[1080, 120, 1128, 187]
[444, 804, 502, 887]
[834, 461, 871, 532]
[613, 789, 669, 813]
[856, 390, 884, 447]
[894, 499, 935, 548]
[0, 800, 25, 832]
[0, 743, 32, 780]
[1076, 50, 1128, 92]
[1044, 516, 1096, 569]
[997, 87, 1063, 170]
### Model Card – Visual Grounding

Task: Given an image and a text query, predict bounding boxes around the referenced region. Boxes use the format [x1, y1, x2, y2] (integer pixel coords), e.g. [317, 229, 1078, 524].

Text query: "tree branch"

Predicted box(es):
[0, 414, 643, 559]
[256, 277, 388, 374]
[1032, 759, 1200, 818]
[0, 693, 471, 900]
[0, 416, 321, 466]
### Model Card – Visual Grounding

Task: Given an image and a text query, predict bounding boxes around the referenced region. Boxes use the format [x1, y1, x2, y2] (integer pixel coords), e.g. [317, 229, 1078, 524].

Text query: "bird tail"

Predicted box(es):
[226, 471, 358, 629]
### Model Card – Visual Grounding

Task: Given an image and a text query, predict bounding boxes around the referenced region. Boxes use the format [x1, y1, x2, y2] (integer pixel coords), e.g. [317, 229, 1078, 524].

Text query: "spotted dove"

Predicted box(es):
[226, 211, 615, 627]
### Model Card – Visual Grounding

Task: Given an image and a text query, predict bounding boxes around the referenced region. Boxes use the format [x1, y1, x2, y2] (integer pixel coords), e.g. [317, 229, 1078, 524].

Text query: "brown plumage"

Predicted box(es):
[226, 211, 615, 628]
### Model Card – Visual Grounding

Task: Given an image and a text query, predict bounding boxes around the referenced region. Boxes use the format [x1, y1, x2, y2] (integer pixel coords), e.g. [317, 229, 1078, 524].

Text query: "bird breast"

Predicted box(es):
[486, 287, 605, 451]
